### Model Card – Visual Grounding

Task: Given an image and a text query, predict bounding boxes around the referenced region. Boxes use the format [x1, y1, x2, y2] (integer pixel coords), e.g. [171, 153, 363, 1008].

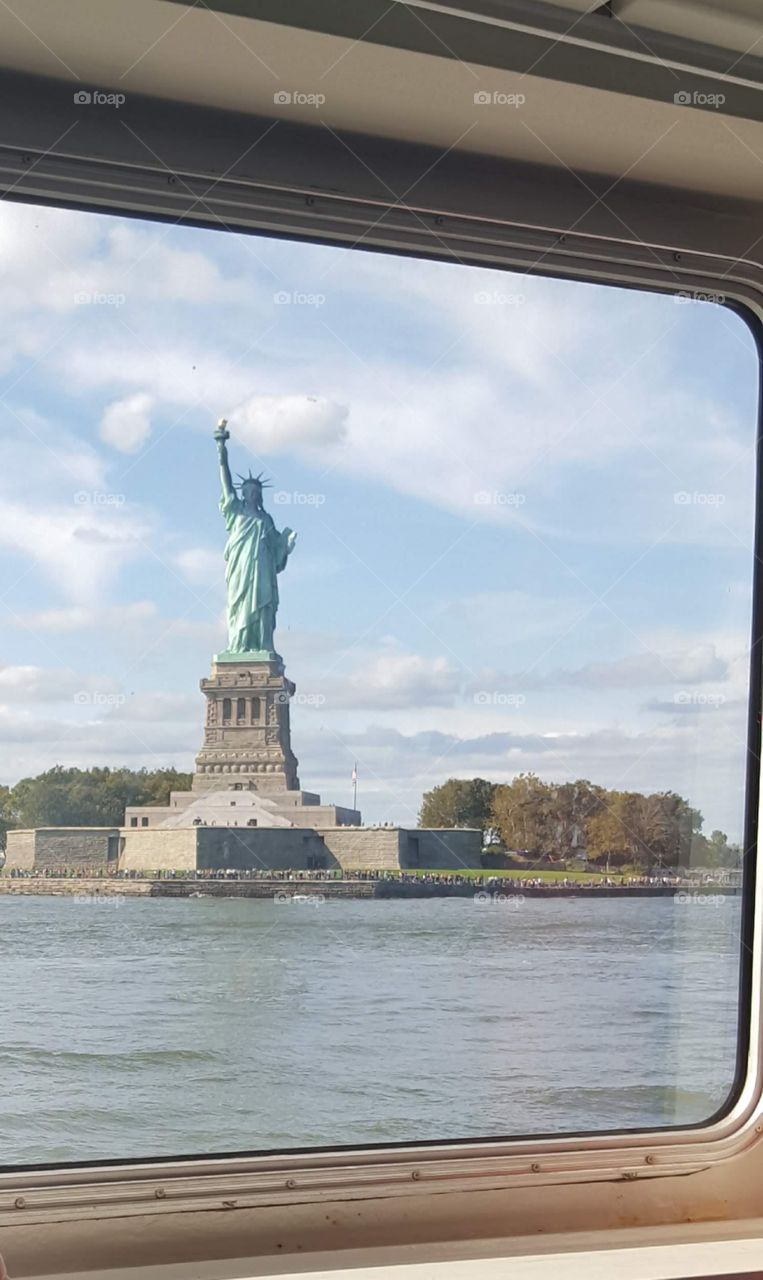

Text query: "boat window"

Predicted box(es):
[0, 198, 757, 1166]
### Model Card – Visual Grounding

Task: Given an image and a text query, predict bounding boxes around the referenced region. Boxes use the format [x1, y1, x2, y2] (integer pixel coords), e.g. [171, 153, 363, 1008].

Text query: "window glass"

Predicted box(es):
[0, 200, 756, 1164]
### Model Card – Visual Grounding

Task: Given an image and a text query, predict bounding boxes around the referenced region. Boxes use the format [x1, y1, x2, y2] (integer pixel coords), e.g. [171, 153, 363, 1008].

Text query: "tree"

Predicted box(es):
[491, 774, 557, 855]
[585, 790, 702, 871]
[419, 778, 496, 837]
[696, 829, 742, 869]
[421, 774, 717, 870]
[8, 766, 193, 831]
[491, 775, 605, 857]
[0, 784, 14, 850]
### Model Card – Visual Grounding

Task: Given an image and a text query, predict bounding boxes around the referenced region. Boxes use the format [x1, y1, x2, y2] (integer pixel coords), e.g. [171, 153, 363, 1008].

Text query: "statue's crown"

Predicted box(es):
[236, 470, 271, 490]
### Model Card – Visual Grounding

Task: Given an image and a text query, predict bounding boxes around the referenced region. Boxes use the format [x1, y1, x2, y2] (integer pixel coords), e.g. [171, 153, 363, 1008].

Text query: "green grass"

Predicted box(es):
[401, 867, 611, 883]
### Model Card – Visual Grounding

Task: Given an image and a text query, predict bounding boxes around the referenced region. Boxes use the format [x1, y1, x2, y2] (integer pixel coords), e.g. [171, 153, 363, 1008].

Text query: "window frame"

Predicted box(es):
[0, 150, 761, 1225]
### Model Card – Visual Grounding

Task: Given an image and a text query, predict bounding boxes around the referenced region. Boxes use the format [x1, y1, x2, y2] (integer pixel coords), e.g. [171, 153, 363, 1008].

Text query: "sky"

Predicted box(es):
[0, 198, 758, 837]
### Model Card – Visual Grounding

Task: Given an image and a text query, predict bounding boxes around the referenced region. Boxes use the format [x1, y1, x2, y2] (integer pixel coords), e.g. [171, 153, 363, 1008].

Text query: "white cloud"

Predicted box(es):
[0, 498, 150, 603]
[0, 666, 122, 703]
[324, 653, 461, 709]
[229, 394, 348, 451]
[175, 547, 222, 587]
[493, 643, 729, 691]
[104, 692, 198, 722]
[9, 601, 160, 633]
[99, 393, 153, 453]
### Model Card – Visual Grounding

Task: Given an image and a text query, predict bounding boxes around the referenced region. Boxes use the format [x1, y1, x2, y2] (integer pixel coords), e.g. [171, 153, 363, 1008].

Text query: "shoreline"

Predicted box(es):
[0, 876, 741, 900]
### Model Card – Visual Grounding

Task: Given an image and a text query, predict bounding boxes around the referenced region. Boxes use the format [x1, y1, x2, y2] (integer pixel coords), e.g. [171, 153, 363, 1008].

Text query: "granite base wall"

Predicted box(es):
[6, 824, 482, 873]
[119, 828, 200, 873]
[5, 828, 118, 872]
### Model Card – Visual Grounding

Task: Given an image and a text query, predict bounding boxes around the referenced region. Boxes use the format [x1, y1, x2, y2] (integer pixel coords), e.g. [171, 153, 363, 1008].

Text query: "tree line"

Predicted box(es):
[0, 766, 192, 846]
[419, 774, 742, 870]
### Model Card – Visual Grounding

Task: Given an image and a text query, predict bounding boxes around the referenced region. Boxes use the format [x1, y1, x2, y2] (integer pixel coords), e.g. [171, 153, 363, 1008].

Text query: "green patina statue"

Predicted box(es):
[214, 419, 297, 660]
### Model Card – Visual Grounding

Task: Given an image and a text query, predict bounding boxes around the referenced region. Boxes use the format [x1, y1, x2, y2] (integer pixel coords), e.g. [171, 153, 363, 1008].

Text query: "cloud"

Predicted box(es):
[326, 653, 462, 709]
[104, 692, 198, 722]
[99, 393, 153, 453]
[175, 547, 223, 587]
[229, 394, 349, 451]
[492, 643, 729, 691]
[0, 666, 122, 703]
[8, 601, 160, 633]
[644, 695, 743, 715]
[0, 499, 150, 603]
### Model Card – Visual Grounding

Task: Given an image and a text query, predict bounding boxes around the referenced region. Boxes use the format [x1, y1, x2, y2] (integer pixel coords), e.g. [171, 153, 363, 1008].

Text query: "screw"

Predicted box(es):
[673, 252, 682, 261]
[305, 196, 315, 206]
[155, 1187, 166, 1199]
[14, 1197, 25, 1209]
[167, 175, 177, 186]
[285, 1178, 296, 1189]
[411, 1169, 421, 1180]
[21, 155, 32, 165]
[531, 1162, 541, 1173]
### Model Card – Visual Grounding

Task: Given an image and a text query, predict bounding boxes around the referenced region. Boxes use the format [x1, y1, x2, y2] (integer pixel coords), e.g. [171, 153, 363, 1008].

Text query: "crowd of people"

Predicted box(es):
[0, 865, 695, 889]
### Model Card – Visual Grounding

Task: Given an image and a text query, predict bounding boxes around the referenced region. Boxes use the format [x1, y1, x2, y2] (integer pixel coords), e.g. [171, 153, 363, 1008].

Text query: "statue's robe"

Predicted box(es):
[220, 492, 291, 654]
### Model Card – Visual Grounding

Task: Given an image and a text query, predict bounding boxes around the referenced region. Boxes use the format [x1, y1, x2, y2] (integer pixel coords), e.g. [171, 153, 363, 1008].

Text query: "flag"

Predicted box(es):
[351, 764, 358, 784]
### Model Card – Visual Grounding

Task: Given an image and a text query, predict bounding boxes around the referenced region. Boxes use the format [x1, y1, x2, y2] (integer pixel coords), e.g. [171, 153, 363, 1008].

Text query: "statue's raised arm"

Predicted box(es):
[214, 418, 235, 504]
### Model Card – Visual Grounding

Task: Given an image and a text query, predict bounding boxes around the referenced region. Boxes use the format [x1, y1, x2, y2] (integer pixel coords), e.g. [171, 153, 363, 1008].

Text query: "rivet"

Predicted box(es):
[673, 252, 682, 261]
[285, 1178, 297, 1189]
[305, 196, 315, 206]
[21, 155, 32, 165]
[155, 1187, 166, 1199]
[531, 1162, 541, 1173]
[14, 1197, 25, 1209]
[167, 175, 177, 186]
[434, 216, 444, 226]
[411, 1169, 421, 1180]
[645, 1154, 655, 1164]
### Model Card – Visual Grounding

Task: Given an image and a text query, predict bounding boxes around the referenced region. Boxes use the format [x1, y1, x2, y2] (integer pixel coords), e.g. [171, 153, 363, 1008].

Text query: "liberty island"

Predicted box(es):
[5, 419, 481, 876]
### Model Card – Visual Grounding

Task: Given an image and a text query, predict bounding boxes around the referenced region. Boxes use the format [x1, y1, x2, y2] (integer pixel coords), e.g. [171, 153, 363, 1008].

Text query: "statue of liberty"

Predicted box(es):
[214, 419, 297, 658]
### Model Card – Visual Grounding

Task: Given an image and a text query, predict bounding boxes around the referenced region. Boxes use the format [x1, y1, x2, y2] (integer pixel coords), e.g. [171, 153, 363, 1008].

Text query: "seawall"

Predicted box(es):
[0, 877, 741, 900]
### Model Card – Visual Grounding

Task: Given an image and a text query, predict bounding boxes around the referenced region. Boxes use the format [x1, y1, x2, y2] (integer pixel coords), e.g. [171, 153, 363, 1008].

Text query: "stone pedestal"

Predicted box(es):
[192, 656, 300, 794]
